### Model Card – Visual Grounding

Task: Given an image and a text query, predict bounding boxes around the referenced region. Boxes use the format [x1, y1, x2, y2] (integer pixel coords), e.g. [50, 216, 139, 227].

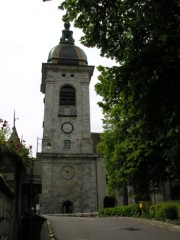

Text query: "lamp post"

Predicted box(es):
[46, 142, 52, 151]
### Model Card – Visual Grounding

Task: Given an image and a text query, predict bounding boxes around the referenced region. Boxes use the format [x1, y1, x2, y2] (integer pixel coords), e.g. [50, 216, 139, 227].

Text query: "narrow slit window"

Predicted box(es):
[64, 140, 71, 150]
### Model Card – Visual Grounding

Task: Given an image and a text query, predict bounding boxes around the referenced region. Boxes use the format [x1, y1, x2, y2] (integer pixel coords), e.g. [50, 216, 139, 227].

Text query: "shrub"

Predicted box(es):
[178, 205, 180, 221]
[115, 206, 123, 216]
[122, 205, 133, 216]
[155, 202, 179, 221]
[99, 201, 180, 223]
[99, 207, 117, 216]
[122, 204, 141, 217]
[148, 204, 157, 219]
[0, 119, 32, 166]
[99, 204, 141, 217]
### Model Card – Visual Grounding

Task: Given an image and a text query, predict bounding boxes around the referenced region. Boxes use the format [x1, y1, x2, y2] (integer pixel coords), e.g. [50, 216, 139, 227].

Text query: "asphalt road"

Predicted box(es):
[46, 216, 180, 240]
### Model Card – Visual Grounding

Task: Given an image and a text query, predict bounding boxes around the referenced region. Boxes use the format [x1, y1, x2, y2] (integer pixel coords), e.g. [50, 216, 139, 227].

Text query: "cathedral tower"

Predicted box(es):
[38, 23, 99, 213]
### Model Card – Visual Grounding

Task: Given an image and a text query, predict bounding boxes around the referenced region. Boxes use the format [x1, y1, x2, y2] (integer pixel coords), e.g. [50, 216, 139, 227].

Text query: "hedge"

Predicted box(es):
[99, 204, 141, 217]
[99, 201, 180, 224]
[155, 202, 180, 221]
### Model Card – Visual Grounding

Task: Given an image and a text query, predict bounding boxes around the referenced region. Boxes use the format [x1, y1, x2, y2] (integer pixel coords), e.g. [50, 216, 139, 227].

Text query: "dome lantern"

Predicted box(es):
[60, 22, 75, 45]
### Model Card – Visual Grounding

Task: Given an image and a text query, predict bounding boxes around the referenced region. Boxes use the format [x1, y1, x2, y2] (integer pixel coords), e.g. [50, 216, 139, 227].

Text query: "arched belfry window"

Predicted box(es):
[60, 85, 75, 106]
[58, 85, 77, 116]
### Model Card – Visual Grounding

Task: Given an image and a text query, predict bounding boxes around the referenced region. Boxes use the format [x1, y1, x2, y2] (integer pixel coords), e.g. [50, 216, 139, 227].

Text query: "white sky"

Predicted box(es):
[0, 0, 116, 156]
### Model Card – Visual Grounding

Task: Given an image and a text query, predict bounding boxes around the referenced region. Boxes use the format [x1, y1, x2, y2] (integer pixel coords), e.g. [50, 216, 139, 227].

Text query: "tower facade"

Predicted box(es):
[38, 23, 100, 214]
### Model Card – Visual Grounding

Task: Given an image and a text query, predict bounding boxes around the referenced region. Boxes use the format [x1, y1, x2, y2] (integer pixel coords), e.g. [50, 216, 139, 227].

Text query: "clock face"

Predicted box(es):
[61, 166, 75, 180]
[62, 122, 73, 133]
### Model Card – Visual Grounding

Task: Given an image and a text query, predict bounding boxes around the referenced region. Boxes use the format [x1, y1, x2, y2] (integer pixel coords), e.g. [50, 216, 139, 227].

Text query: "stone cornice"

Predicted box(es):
[41, 63, 94, 93]
[36, 152, 99, 160]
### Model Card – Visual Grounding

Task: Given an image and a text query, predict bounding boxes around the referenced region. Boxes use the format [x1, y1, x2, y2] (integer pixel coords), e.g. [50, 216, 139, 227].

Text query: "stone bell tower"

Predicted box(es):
[38, 23, 99, 214]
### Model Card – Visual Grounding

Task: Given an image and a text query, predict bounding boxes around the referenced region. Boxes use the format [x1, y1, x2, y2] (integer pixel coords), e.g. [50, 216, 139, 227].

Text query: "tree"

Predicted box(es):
[45, 0, 180, 200]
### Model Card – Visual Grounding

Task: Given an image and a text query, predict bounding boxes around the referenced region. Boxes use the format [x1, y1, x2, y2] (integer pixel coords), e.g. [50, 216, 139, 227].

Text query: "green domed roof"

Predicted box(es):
[48, 23, 88, 66]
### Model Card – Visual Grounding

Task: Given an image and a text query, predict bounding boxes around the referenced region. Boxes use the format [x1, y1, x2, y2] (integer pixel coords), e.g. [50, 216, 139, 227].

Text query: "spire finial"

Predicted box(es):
[60, 22, 75, 45]
[64, 22, 70, 30]
[9, 111, 20, 143]
[13, 110, 19, 127]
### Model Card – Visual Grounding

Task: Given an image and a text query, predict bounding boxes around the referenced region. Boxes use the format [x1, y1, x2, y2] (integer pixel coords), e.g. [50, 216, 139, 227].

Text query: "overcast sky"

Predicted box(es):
[0, 0, 116, 156]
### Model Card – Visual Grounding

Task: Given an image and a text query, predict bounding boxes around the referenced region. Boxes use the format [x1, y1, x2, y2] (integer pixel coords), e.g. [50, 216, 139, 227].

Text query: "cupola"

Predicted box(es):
[47, 22, 88, 66]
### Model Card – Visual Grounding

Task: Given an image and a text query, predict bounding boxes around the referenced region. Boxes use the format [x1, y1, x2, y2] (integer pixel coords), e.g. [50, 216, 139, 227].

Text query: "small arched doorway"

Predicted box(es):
[62, 200, 73, 213]
[103, 196, 116, 208]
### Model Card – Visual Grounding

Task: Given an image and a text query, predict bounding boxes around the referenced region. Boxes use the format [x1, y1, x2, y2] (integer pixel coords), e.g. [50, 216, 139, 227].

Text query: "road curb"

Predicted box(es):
[46, 220, 57, 240]
[126, 217, 180, 232]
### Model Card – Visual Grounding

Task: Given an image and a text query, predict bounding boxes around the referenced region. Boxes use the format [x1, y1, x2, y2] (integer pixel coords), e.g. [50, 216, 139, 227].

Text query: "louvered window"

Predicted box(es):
[60, 86, 75, 105]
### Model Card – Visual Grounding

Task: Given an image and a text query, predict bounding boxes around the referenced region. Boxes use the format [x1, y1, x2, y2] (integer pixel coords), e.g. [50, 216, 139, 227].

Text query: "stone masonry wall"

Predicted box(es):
[40, 154, 97, 214]
[41, 65, 94, 154]
[0, 177, 16, 240]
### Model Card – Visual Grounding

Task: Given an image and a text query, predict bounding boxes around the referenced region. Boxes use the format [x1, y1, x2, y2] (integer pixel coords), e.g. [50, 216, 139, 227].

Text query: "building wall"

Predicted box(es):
[0, 190, 16, 240]
[39, 63, 100, 214]
[0, 152, 20, 240]
[39, 63, 125, 213]
[39, 153, 98, 214]
[96, 155, 107, 209]
[41, 64, 94, 154]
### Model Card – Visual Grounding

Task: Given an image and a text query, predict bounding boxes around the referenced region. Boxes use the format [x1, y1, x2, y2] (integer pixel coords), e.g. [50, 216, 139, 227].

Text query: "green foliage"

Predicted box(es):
[178, 205, 180, 220]
[55, 1, 180, 195]
[0, 119, 10, 143]
[0, 119, 32, 166]
[155, 202, 179, 221]
[99, 202, 180, 223]
[99, 204, 141, 217]
[148, 204, 158, 219]
[121, 204, 141, 217]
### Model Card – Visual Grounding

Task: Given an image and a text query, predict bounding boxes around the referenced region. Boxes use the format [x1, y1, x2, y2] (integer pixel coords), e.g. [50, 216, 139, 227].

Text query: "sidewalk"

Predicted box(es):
[41, 221, 49, 240]
[41, 219, 57, 240]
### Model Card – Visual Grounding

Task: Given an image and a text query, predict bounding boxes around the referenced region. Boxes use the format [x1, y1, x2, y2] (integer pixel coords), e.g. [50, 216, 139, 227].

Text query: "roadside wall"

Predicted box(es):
[0, 175, 16, 240]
